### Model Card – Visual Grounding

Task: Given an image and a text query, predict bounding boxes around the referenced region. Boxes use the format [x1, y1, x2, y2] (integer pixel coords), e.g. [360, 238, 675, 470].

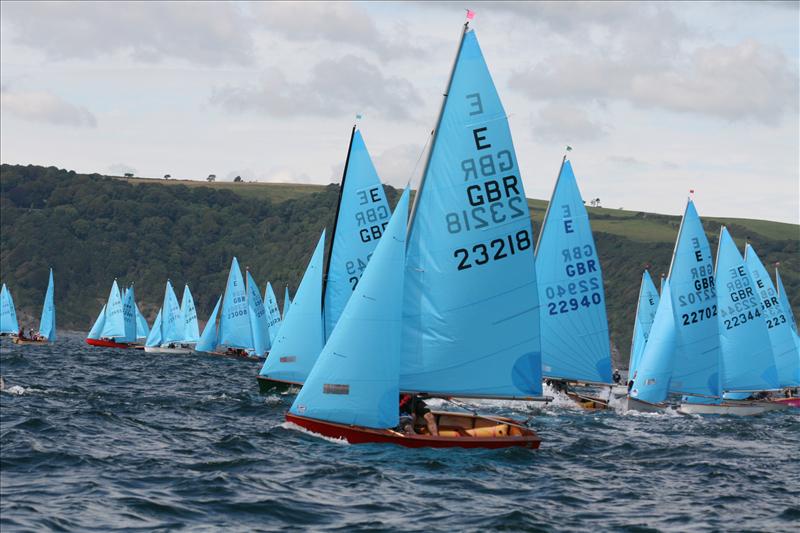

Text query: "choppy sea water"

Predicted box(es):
[1, 333, 798, 532]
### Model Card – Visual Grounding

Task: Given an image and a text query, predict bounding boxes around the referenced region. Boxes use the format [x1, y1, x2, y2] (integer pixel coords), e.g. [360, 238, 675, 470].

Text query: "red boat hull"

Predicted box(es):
[85, 338, 136, 349]
[773, 397, 800, 408]
[285, 411, 541, 449]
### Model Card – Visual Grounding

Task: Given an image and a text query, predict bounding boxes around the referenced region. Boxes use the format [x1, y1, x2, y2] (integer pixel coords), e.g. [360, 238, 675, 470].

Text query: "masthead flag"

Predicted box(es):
[466, 9, 475, 20]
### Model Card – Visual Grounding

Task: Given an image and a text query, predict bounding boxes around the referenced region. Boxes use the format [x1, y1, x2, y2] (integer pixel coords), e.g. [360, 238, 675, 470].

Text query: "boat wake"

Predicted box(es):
[2, 384, 29, 396]
[280, 421, 350, 446]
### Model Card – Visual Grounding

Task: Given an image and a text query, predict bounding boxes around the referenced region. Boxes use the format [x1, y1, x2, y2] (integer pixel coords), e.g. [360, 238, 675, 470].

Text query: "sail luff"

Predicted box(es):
[407, 22, 470, 234]
[533, 155, 567, 256]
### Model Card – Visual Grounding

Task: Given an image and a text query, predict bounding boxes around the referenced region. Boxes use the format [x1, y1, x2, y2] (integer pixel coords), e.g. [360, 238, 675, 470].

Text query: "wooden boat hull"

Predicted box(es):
[621, 396, 667, 413]
[772, 397, 800, 408]
[143, 344, 194, 354]
[257, 375, 300, 394]
[11, 337, 48, 345]
[85, 338, 136, 349]
[678, 399, 788, 416]
[286, 411, 540, 449]
[565, 390, 609, 410]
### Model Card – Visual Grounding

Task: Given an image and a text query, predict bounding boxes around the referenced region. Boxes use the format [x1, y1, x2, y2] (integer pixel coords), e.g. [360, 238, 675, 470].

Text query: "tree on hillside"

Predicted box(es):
[207, 174, 216, 182]
[233, 176, 242, 183]
[164, 174, 171, 180]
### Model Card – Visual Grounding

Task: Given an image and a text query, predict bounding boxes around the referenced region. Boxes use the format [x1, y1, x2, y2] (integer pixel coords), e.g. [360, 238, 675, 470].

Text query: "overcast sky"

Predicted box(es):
[1, 1, 798, 223]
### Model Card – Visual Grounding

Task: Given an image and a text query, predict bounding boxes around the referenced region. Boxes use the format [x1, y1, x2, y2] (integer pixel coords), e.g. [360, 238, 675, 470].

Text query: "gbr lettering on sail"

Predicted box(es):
[448, 93, 531, 271]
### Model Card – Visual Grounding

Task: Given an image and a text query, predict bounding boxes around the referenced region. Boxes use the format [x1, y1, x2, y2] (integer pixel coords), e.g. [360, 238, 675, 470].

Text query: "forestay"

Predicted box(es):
[666, 200, 720, 397]
[629, 270, 659, 381]
[630, 281, 677, 403]
[535, 160, 611, 384]
[259, 231, 326, 383]
[745, 244, 799, 387]
[292, 189, 409, 428]
[323, 128, 391, 341]
[401, 29, 542, 398]
[715, 228, 778, 392]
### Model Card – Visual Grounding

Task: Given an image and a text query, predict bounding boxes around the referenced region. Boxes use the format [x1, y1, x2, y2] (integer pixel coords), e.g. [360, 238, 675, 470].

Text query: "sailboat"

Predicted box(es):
[745, 244, 800, 400]
[625, 269, 660, 393]
[535, 158, 612, 409]
[194, 258, 269, 360]
[287, 21, 545, 447]
[13, 269, 56, 344]
[258, 126, 392, 391]
[263, 281, 282, 343]
[627, 198, 721, 412]
[678, 228, 785, 415]
[145, 281, 196, 354]
[86, 279, 138, 348]
[0, 283, 20, 336]
[774, 266, 800, 407]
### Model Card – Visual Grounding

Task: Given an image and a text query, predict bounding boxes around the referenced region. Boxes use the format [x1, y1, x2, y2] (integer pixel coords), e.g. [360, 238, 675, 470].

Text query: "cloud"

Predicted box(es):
[0, 2, 253, 65]
[210, 56, 422, 120]
[108, 163, 137, 176]
[531, 103, 607, 143]
[251, 2, 424, 61]
[1, 89, 97, 128]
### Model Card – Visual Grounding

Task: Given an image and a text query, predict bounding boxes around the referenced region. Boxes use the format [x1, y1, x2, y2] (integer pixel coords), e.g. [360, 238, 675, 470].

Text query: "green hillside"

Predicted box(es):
[1, 164, 797, 369]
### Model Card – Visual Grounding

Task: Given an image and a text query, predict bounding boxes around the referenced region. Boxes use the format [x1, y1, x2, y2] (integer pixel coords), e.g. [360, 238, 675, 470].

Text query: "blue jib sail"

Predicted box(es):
[38, 268, 56, 341]
[745, 244, 799, 387]
[630, 280, 677, 403]
[291, 189, 410, 428]
[283, 286, 291, 319]
[219, 257, 252, 350]
[180, 284, 200, 343]
[119, 283, 137, 343]
[87, 304, 106, 340]
[196, 296, 221, 353]
[134, 300, 149, 339]
[715, 228, 778, 392]
[629, 270, 659, 382]
[666, 200, 720, 397]
[401, 29, 542, 398]
[323, 128, 391, 341]
[101, 280, 125, 339]
[0, 283, 20, 334]
[246, 271, 270, 356]
[259, 230, 326, 383]
[776, 268, 800, 382]
[264, 282, 282, 343]
[535, 160, 611, 384]
[145, 309, 163, 347]
[161, 280, 184, 344]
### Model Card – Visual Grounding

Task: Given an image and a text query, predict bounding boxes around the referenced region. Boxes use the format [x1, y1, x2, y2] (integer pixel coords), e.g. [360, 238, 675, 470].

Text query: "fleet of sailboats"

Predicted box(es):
[2, 17, 798, 451]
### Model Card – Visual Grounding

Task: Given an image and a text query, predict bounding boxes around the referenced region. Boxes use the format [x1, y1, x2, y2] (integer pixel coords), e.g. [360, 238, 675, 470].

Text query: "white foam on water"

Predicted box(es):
[4, 385, 28, 396]
[281, 421, 350, 446]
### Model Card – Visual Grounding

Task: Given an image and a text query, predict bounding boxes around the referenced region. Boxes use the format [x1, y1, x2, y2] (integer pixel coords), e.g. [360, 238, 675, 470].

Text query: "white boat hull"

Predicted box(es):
[621, 396, 667, 413]
[678, 399, 788, 416]
[144, 344, 194, 354]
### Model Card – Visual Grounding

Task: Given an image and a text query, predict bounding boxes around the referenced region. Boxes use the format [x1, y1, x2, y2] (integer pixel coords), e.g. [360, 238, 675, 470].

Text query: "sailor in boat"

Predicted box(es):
[398, 394, 438, 436]
[612, 369, 622, 384]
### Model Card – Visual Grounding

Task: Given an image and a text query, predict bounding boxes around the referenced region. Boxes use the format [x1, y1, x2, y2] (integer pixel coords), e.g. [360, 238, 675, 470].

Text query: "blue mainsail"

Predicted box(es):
[119, 284, 137, 343]
[38, 269, 56, 341]
[264, 282, 282, 343]
[87, 305, 106, 340]
[161, 280, 184, 344]
[196, 296, 221, 353]
[292, 189, 410, 428]
[134, 301, 149, 339]
[630, 281, 677, 403]
[100, 280, 125, 339]
[401, 29, 542, 398]
[666, 200, 720, 397]
[259, 231, 326, 383]
[715, 228, 778, 392]
[180, 284, 200, 343]
[219, 257, 251, 349]
[246, 271, 270, 356]
[535, 159, 611, 384]
[322, 128, 391, 341]
[0, 283, 20, 334]
[283, 286, 292, 319]
[145, 309, 163, 347]
[745, 244, 799, 387]
[629, 270, 659, 381]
